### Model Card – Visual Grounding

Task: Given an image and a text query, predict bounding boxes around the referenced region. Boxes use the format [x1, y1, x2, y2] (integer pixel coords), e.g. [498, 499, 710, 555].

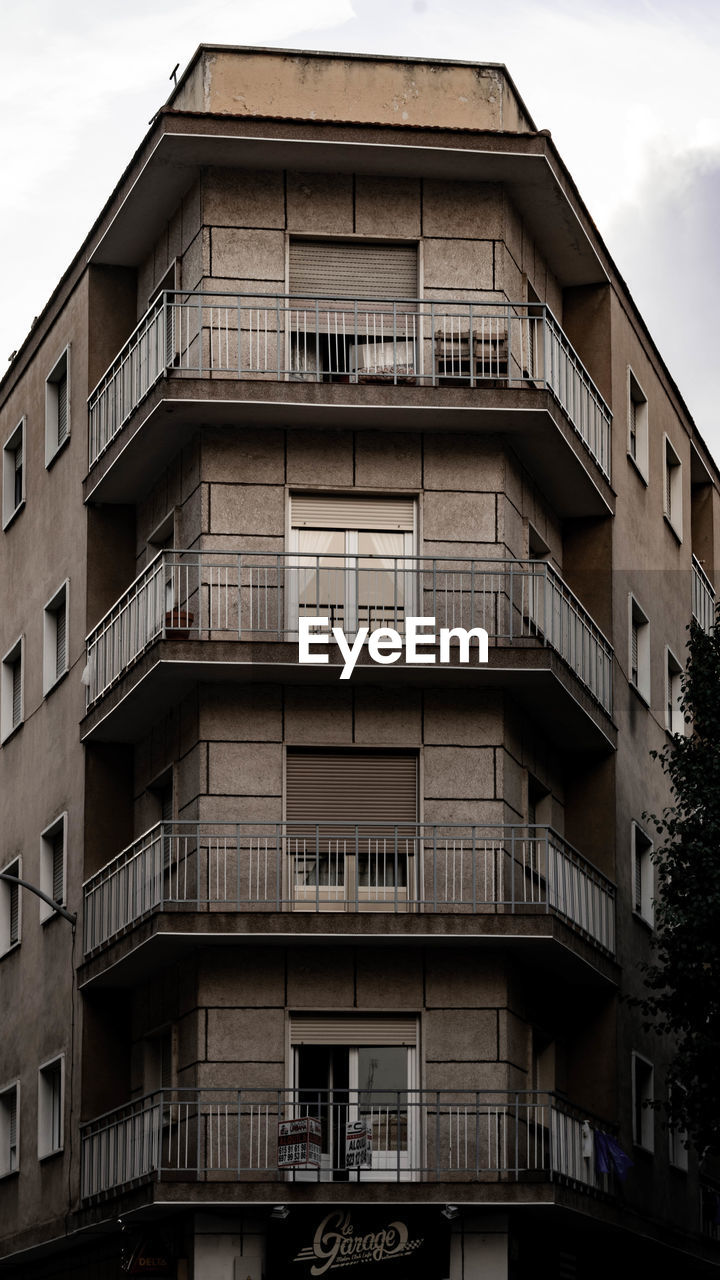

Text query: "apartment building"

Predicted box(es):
[0, 44, 718, 1280]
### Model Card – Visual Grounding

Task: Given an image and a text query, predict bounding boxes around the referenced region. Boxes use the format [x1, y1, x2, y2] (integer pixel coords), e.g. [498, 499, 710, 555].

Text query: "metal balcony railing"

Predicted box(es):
[86, 292, 612, 478]
[84, 552, 614, 714]
[80, 1086, 613, 1199]
[82, 821, 616, 956]
[692, 555, 715, 633]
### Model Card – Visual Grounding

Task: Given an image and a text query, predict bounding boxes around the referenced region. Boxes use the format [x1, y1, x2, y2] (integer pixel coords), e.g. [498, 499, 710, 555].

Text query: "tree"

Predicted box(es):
[640, 613, 720, 1157]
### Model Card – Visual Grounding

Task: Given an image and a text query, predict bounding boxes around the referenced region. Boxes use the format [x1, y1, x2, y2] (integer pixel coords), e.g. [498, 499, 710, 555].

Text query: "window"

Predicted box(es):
[628, 369, 648, 478]
[45, 347, 70, 465]
[43, 581, 69, 693]
[668, 1082, 689, 1171]
[632, 1053, 654, 1150]
[290, 1015, 417, 1181]
[1, 637, 23, 742]
[288, 241, 418, 380]
[0, 858, 21, 954]
[40, 814, 66, 922]
[629, 595, 650, 702]
[631, 822, 653, 924]
[2, 418, 25, 528]
[665, 648, 683, 734]
[664, 436, 682, 537]
[38, 1057, 63, 1158]
[286, 750, 417, 908]
[290, 494, 416, 633]
[0, 1083, 19, 1176]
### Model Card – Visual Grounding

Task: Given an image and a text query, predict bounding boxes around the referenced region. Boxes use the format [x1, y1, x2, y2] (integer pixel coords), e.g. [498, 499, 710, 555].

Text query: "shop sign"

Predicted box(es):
[345, 1120, 372, 1169]
[278, 1116, 322, 1168]
[267, 1208, 449, 1280]
[123, 1237, 177, 1276]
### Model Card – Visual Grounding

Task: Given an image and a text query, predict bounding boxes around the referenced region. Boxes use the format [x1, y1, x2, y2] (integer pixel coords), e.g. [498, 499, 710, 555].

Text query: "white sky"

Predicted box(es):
[1, 0, 719, 453]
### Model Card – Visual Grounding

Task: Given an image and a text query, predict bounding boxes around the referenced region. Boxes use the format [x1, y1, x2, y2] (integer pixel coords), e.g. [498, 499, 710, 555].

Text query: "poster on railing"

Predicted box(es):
[345, 1120, 372, 1168]
[278, 1117, 322, 1168]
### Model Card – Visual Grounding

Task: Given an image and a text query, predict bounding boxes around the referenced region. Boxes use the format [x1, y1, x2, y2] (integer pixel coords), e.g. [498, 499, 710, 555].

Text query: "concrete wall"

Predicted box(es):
[172, 49, 534, 134]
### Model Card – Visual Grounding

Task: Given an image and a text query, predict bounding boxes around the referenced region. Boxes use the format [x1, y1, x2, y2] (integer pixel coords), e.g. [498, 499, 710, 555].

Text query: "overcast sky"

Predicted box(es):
[1, 0, 718, 454]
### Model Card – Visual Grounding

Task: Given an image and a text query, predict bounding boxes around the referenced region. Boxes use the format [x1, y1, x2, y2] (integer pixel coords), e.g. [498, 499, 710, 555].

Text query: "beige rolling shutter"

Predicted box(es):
[289, 241, 417, 300]
[291, 495, 414, 531]
[286, 752, 417, 825]
[290, 1015, 418, 1046]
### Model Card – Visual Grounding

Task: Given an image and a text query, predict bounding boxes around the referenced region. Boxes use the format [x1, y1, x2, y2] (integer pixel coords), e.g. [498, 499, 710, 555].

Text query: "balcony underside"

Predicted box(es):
[83, 379, 614, 518]
[88, 121, 608, 289]
[77, 908, 619, 991]
[80, 639, 617, 751]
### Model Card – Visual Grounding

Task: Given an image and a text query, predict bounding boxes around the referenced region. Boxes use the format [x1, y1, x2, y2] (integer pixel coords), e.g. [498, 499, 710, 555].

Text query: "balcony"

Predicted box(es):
[82, 821, 615, 960]
[80, 1086, 613, 1201]
[84, 552, 613, 735]
[692, 555, 715, 633]
[85, 293, 612, 512]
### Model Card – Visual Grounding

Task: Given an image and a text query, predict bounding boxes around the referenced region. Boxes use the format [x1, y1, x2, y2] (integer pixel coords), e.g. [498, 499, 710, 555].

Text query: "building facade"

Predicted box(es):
[0, 44, 718, 1280]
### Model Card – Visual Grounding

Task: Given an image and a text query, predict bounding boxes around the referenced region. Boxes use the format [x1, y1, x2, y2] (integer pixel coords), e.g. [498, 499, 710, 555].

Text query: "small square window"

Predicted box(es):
[40, 815, 66, 922]
[628, 369, 648, 478]
[0, 1083, 19, 1176]
[43, 581, 69, 694]
[632, 1052, 655, 1151]
[629, 595, 650, 703]
[45, 347, 70, 466]
[38, 1057, 63, 1158]
[632, 822, 653, 924]
[0, 857, 21, 954]
[2, 419, 25, 528]
[664, 436, 682, 537]
[1, 637, 24, 742]
[666, 648, 683, 735]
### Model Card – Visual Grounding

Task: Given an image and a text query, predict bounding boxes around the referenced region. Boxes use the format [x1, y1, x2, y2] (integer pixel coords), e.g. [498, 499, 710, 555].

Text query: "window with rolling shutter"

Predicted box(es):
[289, 241, 418, 301]
[1, 858, 20, 953]
[629, 595, 649, 701]
[45, 348, 70, 465]
[44, 582, 69, 693]
[9, 878, 19, 946]
[286, 751, 417, 828]
[291, 494, 415, 532]
[287, 751, 418, 904]
[40, 815, 67, 921]
[1, 638, 23, 742]
[632, 822, 653, 923]
[57, 375, 68, 445]
[290, 1014, 418, 1046]
[11, 660, 21, 729]
[52, 833, 64, 904]
[55, 603, 66, 680]
[2, 419, 25, 527]
[0, 1085, 18, 1174]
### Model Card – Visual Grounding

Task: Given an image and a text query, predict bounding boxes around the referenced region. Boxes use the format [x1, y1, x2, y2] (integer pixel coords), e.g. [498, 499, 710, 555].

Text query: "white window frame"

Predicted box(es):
[632, 1052, 655, 1151]
[2, 418, 25, 529]
[664, 435, 682, 539]
[628, 595, 650, 703]
[627, 368, 648, 480]
[45, 346, 70, 467]
[668, 1082, 689, 1171]
[39, 813, 67, 923]
[0, 855, 21, 955]
[37, 1055, 64, 1159]
[43, 580, 69, 694]
[0, 1081, 19, 1177]
[665, 647, 683, 735]
[631, 822, 653, 926]
[1, 636, 24, 742]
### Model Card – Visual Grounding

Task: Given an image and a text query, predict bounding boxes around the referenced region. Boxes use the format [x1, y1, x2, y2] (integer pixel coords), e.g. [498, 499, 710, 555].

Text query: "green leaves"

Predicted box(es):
[643, 614, 720, 1156]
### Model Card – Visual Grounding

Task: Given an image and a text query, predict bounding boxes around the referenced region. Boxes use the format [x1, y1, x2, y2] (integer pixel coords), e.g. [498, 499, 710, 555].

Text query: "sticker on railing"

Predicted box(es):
[299, 617, 489, 679]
